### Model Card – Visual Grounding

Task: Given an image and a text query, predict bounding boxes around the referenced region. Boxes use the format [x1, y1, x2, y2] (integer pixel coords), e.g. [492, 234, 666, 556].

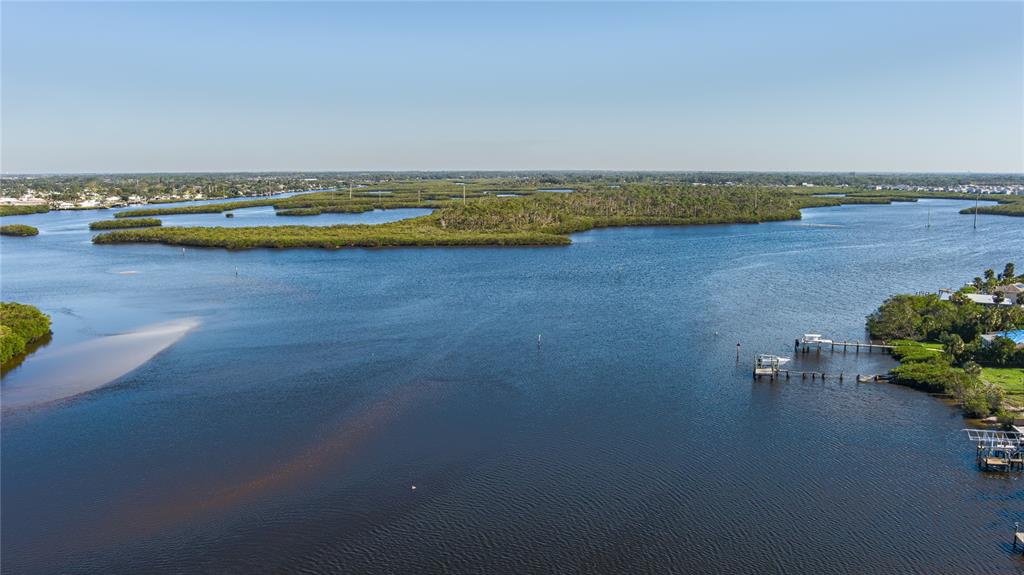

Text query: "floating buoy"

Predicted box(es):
[411, 485, 417, 491]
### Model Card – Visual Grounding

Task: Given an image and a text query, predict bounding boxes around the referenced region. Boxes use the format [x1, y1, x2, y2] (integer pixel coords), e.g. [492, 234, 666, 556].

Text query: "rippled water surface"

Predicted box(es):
[1, 199, 1023, 574]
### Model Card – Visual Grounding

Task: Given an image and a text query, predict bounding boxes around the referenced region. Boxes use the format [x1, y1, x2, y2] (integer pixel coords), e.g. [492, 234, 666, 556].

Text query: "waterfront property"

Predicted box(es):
[938, 289, 1016, 307]
[752, 336, 894, 382]
[981, 330, 1024, 349]
[963, 428, 1024, 472]
[796, 333, 893, 353]
[3, 197, 1023, 574]
[994, 283, 1024, 304]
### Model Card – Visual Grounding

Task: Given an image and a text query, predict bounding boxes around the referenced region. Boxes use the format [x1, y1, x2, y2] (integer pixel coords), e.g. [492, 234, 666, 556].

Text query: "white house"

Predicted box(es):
[993, 283, 1024, 305]
[937, 289, 1014, 307]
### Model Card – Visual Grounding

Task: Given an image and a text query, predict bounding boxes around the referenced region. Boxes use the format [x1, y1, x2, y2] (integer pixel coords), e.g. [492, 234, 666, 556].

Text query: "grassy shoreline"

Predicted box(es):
[982, 367, 1024, 408]
[89, 218, 162, 230]
[0, 224, 39, 237]
[0, 205, 49, 217]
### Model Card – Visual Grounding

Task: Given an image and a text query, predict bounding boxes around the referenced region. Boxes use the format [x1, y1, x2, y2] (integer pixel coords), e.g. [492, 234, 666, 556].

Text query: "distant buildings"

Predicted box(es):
[874, 183, 1024, 195]
[0, 196, 46, 206]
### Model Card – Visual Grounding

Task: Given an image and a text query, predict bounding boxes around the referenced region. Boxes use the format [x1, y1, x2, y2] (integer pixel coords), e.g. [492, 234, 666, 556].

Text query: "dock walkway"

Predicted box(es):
[796, 334, 893, 354]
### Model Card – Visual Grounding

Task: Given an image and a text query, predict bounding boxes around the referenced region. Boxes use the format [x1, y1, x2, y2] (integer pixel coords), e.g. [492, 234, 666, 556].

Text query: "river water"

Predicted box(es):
[1, 199, 1022, 574]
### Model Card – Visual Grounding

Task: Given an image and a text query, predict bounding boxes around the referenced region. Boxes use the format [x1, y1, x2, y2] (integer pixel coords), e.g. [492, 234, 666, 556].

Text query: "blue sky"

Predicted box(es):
[2, 1, 1021, 173]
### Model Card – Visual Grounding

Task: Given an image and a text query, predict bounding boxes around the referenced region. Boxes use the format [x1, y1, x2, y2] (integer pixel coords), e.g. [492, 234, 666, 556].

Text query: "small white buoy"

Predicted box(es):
[411, 485, 417, 491]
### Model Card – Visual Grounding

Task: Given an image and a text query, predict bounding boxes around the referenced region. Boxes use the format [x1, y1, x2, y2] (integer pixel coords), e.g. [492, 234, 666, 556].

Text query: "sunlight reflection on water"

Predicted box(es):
[2, 318, 199, 409]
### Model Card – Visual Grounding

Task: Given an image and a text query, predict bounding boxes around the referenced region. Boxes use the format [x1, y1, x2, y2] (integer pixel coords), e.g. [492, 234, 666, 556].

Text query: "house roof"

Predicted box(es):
[962, 293, 1014, 306]
[994, 283, 1024, 294]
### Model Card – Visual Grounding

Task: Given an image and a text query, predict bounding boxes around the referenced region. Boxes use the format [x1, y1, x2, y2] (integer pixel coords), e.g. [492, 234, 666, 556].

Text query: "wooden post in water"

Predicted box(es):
[974, 190, 979, 229]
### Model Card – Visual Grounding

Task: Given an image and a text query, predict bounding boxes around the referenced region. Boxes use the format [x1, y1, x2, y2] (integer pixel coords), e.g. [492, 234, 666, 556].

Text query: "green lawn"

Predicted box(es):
[982, 367, 1024, 407]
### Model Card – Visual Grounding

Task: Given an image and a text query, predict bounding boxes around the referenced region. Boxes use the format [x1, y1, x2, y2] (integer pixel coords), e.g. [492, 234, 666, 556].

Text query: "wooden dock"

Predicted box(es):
[753, 369, 889, 382]
[751, 355, 889, 382]
[795, 334, 894, 354]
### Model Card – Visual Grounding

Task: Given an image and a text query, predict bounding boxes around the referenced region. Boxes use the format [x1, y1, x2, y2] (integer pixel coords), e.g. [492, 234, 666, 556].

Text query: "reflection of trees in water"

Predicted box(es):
[1, 331, 53, 377]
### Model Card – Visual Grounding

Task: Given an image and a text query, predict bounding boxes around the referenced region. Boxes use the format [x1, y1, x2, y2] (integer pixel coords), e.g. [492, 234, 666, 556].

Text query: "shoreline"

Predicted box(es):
[89, 194, 996, 251]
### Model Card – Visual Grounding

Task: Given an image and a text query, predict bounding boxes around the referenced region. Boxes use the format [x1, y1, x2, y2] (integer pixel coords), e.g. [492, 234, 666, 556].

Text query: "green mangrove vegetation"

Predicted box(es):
[866, 263, 1024, 420]
[0, 204, 49, 217]
[0, 224, 39, 236]
[89, 218, 162, 230]
[93, 184, 922, 250]
[959, 197, 1024, 218]
[0, 302, 52, 366]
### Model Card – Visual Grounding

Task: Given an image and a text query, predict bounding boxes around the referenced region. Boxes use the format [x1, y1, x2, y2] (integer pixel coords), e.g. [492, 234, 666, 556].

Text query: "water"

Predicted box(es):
[1, 199, 1022, 574]
[89, 205, 433, 229]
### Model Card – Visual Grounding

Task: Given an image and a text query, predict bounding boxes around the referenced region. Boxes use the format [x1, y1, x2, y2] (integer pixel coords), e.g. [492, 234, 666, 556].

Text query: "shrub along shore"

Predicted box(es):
[1, 302, 52, 366]
[0, 224, 39, 236]
[89, 218, 162, 230]
[0, 205, 49, 217]
[961, 203, 1024, 217]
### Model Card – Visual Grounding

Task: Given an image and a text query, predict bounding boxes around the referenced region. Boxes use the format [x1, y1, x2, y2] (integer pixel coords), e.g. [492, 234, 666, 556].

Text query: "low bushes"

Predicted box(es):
[89, 218, 162, 230]
[887, 341, 1007, 420]
[890, 358, 958, 394]
[0, 224, 39, 236]
[0, 205, 48, 216]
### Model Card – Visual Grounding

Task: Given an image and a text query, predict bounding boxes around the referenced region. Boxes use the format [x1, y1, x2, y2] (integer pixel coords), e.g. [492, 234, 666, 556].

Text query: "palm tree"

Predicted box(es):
[1002, 262, 1016, 281]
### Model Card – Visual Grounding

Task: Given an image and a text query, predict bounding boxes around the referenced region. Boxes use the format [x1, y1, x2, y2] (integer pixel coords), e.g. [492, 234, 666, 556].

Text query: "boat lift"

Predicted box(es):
[963, 428, 1024, 471]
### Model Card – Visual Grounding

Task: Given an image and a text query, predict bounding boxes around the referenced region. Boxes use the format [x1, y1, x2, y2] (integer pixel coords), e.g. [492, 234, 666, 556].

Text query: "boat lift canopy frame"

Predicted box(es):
[963, 428, 1023, 448]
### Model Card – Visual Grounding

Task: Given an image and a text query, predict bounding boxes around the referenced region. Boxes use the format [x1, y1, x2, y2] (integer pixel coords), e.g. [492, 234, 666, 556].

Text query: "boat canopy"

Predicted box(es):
[962, 428, 1023, 448]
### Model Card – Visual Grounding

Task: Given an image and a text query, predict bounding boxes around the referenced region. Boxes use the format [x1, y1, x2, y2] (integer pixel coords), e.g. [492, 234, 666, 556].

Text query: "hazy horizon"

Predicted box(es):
[4, 169, 1024, 178]
[2, 1, 1022, 174]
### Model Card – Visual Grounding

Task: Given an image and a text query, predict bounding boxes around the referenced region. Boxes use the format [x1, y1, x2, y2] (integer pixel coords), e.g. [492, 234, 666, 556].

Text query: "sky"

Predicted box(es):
[1, 1, 1022, 174]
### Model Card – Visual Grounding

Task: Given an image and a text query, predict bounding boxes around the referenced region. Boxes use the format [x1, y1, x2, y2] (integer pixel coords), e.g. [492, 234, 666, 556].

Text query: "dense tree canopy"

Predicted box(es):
[0, 302, 51, 365]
